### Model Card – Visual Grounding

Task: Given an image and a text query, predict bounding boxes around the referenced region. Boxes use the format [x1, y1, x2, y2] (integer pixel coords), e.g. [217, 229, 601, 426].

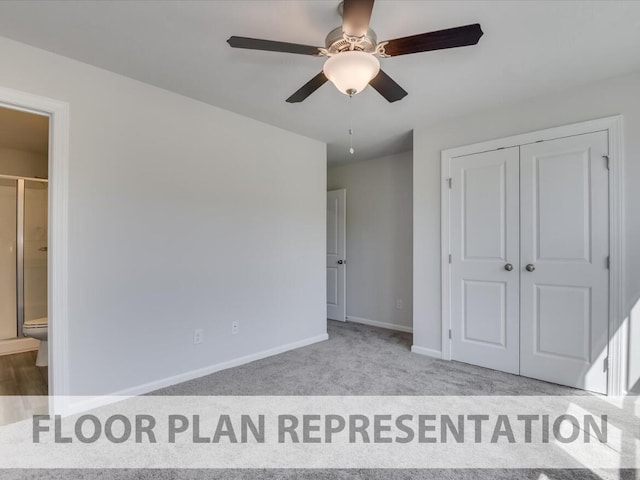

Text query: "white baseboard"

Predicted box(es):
[411, 345, 442, 359]
[0, 337, 40, 356]
[346, 316, 413, 333]
[67, 332, 329, 415]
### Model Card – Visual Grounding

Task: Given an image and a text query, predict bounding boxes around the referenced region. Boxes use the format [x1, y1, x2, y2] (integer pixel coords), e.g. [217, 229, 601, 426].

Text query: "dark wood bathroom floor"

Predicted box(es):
[0, 350, 48, 395]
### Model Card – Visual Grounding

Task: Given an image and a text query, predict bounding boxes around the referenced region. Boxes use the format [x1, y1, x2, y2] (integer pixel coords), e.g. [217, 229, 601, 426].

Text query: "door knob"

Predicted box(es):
[504, 263, 513, 271]
[337, 260, 344, 265]
[525, 264, 535, 272]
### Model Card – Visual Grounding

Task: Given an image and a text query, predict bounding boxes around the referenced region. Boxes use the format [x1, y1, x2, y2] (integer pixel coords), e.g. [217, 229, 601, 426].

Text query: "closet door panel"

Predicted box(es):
[520, 131, 609, 394]
[450, 147, 520, 374]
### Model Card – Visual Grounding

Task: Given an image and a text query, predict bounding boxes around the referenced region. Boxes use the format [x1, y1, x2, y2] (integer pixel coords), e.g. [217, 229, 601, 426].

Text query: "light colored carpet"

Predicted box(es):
[3, 320, 637, 479]
[152, 320, 587, 396]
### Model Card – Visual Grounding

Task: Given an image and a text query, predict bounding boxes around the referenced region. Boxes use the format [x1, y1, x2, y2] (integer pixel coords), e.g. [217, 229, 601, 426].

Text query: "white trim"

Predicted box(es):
[66, 332, 329, 415]
[0, 86, 71, 414]
[411, 345, 443, 359]
[440, 115, 626, 396]
[441, 144, 452, 361]
[606, 117, 626, 397]
[347, 316, 413, 333]
[0, 338, 40, 356]
[440, 116, 622, 158]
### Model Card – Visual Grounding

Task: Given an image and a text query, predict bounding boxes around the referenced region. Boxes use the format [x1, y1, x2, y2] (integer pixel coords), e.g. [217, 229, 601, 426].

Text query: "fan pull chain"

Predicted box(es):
[348, 91, 354, 155]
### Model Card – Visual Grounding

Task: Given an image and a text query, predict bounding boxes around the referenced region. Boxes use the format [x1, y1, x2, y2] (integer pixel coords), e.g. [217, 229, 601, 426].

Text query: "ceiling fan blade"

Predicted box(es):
[286, 72, 328, 103]
[342, 0, 375, 37]
[369, 70, 408, 103]
[227, 36, 322, 56]
[381, 23, 483, 57]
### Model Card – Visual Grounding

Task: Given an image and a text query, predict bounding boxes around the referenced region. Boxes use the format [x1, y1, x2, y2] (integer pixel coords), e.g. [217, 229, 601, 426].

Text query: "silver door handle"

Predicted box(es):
[504, 263, 513, 271]
[525, 264, 535, 272]
[337, 260, 345, 265]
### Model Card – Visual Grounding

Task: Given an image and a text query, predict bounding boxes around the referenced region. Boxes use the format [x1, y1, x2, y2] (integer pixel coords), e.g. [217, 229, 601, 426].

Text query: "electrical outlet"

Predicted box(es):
[193, 328, 204, 345]
[232, 321, 239, 335]
[396, 299, 403, 310]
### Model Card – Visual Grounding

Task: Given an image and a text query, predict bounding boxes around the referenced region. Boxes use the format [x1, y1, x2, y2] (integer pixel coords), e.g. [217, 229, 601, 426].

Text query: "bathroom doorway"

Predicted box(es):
[0, 106, 49, 399]
[0, 87, 69, 418]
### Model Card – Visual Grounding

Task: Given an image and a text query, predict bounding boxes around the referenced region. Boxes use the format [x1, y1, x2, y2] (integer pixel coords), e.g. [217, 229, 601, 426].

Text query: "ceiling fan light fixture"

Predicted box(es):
[322, 51, 380, 96]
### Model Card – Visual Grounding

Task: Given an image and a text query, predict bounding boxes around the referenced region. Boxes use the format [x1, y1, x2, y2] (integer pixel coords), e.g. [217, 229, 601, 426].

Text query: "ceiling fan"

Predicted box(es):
[227, 0, 483, 103]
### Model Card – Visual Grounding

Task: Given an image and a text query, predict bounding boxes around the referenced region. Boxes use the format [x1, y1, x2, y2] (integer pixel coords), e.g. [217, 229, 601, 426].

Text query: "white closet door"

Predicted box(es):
[520, 132, 609, 393]
[450, 147, 520, 374]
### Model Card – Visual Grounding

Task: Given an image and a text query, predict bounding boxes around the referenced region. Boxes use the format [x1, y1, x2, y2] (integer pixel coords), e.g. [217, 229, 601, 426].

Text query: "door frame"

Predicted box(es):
[0, 86, 71, 413]
[440, 115, 626, 396]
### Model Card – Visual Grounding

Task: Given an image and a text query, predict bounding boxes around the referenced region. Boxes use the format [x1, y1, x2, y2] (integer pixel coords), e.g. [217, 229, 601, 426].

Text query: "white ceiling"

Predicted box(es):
[0, 1, 639, 165]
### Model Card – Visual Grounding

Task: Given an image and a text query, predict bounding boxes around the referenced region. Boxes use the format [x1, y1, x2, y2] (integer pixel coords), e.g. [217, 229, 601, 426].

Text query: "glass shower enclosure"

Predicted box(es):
[0, 175, 48, 342]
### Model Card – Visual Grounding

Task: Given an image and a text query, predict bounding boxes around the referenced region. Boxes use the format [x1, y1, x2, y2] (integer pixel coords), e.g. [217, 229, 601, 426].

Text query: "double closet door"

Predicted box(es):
[449, 131, 610, 394]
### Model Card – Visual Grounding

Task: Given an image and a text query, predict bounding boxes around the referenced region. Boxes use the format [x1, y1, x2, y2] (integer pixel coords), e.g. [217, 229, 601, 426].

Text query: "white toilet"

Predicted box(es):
[23, 317, 48, 367]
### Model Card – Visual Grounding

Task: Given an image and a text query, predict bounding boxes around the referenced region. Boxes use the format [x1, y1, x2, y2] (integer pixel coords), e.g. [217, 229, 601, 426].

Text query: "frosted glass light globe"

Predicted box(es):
[323, 51, 380, 96]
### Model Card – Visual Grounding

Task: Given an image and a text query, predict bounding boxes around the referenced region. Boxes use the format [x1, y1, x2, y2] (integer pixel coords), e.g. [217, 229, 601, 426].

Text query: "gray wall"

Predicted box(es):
[413, 70, 640, 392]
[0, 36, 327, 398]
[328, 152, 413, 331]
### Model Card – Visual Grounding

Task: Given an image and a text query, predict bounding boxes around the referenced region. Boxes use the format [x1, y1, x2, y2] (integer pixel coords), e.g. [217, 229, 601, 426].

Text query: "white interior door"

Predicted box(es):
[327, 189, 346, 321]
[520, 132, 609, 394]
[450, 148, 520, 374]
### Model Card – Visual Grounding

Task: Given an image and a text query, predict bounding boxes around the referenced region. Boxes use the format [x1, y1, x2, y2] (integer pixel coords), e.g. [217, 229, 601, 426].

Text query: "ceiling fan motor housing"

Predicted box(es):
[325, 26, 378, 54]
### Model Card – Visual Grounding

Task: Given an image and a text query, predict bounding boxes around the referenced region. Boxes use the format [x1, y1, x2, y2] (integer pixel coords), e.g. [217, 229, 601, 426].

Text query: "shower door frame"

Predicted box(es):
[0, 86, 70, 415]
[0, 174, 49, 339]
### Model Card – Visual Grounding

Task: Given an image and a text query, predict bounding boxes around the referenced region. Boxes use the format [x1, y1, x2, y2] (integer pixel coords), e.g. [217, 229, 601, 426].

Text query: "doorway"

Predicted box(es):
[0, 106, 49, 404]
[327, 189, 346, 321]
[0, 86, 70, 416]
